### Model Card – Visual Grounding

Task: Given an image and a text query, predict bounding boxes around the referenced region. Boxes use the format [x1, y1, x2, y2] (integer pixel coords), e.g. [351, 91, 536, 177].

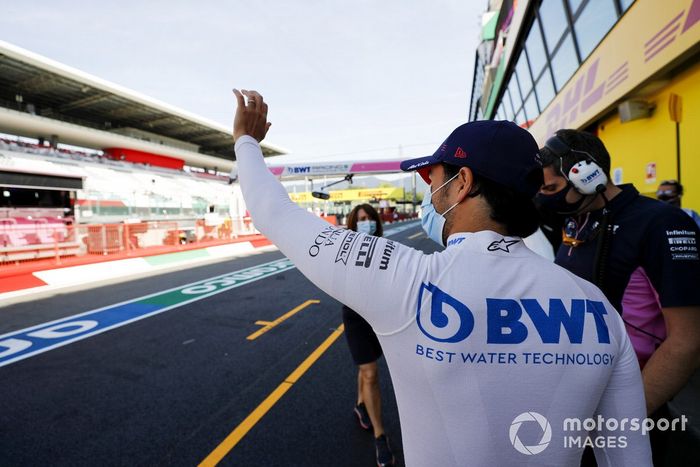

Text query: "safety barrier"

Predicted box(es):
[0, 216, 259, 266]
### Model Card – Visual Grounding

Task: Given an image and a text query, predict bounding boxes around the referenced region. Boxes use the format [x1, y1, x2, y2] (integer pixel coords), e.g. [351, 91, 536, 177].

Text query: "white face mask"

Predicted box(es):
[421, 173, 460, 246]
[357, 220, 377, 235]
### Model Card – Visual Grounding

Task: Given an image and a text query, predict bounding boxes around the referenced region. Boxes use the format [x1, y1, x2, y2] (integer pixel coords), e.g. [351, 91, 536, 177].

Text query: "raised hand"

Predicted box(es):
[232, 89, 272, 143]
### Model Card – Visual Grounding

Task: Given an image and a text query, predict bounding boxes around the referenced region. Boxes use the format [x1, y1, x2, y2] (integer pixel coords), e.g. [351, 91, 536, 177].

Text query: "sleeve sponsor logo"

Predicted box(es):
[379, 240, 396, 270]
[310, 229, 398, 268]
[334, 231, 360, 264]
[666, 229, 697, 235]
[671, 253, 699, 260]
[668, 237, 696, 244]
[665, 229, 699, 260]
[355, 235, 379, 268]
[308, 226, 344, 258]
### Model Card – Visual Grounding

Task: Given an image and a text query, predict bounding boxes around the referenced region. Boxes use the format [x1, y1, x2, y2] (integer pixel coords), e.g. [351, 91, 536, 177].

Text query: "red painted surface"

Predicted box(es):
[249, 238, 273, 248]
[103, 148, 185, 170]
[0, 273, 47, 293]
[75, 199, 127, 207]
[0, 234, 269, 294]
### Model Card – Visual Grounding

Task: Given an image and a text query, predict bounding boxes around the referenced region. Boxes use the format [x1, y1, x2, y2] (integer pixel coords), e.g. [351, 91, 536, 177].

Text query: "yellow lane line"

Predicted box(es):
[199, 324, 345, 467]
[246, 299, 320, 341]
[408, 231, 424, 239]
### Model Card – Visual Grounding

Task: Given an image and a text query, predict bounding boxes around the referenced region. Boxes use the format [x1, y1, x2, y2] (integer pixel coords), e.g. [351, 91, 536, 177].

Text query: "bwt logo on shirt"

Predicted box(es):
[416, 283, 611, 344]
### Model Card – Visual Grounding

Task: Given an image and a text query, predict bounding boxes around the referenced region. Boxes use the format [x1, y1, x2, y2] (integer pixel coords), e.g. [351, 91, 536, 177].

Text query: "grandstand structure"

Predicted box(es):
[469, 0, 700, 209]
[0, 40, 285, 262]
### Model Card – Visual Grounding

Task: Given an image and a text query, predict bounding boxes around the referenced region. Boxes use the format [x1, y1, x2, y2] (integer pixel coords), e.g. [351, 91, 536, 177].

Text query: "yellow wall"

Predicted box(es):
[529, 0, 700, 144]
[289, 187, 405, 203]
[598, 61, 700, 211]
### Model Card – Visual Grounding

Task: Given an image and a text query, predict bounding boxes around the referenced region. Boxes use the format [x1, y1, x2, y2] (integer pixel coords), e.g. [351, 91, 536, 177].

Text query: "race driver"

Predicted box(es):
[231, 89, 651, 466]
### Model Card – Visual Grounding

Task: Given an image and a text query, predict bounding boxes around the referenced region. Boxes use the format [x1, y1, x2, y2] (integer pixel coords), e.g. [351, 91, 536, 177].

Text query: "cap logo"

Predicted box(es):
[439, 144, 448, 153]
[454, 147, 467, 159]
[407, 160, 431, 170]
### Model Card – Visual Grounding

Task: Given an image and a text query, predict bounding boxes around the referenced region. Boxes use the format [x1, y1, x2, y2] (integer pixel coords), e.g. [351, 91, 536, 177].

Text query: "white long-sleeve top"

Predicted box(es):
[235, 135, 651, 467]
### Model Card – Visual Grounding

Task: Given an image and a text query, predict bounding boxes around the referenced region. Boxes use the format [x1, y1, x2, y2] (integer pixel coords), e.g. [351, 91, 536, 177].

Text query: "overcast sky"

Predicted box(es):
[2, 0, 486, 164]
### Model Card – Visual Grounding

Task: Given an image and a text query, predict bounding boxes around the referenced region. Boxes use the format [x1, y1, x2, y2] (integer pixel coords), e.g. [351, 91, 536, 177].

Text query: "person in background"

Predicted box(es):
[537, 129, 700, 466]
[656, 180, 700, 229]
[343, 203, 394, 466]
[522, 226, 555, 260]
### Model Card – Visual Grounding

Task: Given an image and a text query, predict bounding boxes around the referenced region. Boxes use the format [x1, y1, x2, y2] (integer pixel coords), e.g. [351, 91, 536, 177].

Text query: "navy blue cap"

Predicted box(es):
[400, 120, 543, 197]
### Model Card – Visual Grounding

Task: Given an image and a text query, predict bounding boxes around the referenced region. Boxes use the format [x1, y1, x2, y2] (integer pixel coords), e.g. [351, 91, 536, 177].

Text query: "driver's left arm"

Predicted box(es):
[235, 135, 426, 335]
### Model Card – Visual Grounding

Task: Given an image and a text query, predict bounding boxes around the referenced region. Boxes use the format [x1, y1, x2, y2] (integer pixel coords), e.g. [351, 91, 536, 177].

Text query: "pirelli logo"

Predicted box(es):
[355, 236, 378, 268]
[667, 237, 696, 245]
[666, 229, 699, 261]
[353, 237, 397, 270]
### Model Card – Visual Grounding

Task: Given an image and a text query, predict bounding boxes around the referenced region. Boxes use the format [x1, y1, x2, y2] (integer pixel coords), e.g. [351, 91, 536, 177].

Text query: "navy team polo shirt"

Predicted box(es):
[555, 184, 700, 366]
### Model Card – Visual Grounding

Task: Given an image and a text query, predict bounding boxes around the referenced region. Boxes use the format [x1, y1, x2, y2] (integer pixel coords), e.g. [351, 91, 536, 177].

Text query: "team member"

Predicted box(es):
[343, 203, 394, 467]
[232, 90, 651, 466]
[656, 180, 700, 228]
[537, 129, 700, 464]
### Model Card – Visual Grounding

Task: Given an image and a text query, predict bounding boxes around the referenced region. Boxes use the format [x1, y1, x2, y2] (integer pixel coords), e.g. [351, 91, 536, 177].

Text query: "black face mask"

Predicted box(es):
[535, 184, 586, 214]
[657, 193, 681, 207]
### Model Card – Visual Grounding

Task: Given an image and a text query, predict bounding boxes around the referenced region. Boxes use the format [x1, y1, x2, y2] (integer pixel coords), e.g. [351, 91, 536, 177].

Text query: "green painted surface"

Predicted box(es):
[485, 54, 507, 119]
[482, 11, 498, 40]
[140, 258, 296, 307]
[142, 290, 189, 307]
[144, 249, 210, 266]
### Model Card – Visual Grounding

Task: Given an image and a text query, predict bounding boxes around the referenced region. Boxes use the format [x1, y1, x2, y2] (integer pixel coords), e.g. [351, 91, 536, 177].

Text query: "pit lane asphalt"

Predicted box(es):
[0, 222, 440, 466]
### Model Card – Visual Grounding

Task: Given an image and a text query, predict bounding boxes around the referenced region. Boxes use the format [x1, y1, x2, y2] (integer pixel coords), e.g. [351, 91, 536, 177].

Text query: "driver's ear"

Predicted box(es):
[454, 167, 475, 203]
